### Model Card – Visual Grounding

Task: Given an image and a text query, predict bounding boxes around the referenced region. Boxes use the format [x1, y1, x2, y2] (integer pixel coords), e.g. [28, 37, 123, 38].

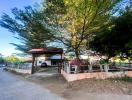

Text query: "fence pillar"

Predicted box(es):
[104, 64, 109, 72]
[99, 64, 104, 72]
[89, 65, 93, 72]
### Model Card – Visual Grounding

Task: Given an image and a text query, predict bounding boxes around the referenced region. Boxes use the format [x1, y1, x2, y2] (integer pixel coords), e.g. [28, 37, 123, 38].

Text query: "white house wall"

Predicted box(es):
[35, 54, 62, 66]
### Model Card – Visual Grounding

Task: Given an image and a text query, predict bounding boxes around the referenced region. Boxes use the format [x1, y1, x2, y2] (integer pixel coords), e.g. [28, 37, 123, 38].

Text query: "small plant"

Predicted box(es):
[109, 76, 132, 83]
[99, 59, 109, 64]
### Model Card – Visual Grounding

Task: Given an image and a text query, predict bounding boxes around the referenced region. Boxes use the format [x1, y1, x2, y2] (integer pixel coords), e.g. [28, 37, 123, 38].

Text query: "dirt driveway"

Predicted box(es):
[26, 72, 132, 100]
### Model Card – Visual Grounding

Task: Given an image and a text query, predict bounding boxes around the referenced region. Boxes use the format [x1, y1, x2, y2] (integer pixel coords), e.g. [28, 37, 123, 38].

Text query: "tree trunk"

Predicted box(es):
[75, 49, 80, 59]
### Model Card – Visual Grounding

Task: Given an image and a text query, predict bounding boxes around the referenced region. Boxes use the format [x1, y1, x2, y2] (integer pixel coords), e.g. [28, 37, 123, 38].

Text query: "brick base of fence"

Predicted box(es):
[61, 70, 132, 82]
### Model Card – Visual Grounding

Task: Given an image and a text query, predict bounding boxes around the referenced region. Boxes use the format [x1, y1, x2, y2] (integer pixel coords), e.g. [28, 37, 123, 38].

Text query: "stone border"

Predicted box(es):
[61, 70, 132, 82]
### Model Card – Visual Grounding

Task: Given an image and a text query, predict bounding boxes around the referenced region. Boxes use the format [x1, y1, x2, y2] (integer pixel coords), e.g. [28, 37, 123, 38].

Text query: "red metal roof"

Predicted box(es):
[28, 48, 63, 54]
[70, 58, 85, 66]
[29, 48, 45, 52]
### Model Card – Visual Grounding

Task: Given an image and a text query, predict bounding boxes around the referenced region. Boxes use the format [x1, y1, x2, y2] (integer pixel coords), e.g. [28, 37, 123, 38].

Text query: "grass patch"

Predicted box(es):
[109, 76, 132, 83]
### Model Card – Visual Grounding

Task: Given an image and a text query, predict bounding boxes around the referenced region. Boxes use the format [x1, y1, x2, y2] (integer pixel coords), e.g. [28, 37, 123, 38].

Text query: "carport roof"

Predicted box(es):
[28, 48, 63, 54]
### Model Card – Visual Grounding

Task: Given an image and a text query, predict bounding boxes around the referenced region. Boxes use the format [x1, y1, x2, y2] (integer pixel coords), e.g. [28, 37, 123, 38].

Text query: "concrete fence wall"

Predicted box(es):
[61, 70, 132, 82]
[7, 68, 31, 74]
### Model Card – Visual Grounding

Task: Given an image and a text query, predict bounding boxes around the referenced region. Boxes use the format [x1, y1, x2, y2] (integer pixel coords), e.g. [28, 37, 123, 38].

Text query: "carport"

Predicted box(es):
[28, 48, 63, 74]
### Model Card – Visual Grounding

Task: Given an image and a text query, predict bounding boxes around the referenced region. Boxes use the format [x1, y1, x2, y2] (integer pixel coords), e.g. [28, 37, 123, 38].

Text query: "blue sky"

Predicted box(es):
[0, 0, 42, 56]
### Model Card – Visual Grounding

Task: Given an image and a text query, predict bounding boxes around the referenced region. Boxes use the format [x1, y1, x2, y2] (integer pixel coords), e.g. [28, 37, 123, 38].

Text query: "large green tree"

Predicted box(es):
[89, 7, 132, 59]
[44, 0, 122, 59]
[0, 6, 52, 52]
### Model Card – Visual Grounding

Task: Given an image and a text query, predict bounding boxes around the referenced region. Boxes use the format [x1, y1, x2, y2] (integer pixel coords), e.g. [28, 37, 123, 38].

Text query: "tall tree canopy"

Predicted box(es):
[0, 6, 52, 52]
[44, 0, 122, 58]
[89, 7, 132, 58]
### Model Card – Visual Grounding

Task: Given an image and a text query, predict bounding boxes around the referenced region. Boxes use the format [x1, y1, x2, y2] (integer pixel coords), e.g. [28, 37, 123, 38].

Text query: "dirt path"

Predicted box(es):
[0, 69, 65, 100]
[66, 92, 132, 100]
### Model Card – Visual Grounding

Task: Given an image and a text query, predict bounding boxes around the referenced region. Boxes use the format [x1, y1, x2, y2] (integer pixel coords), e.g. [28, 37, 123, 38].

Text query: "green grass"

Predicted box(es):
[109, 76, 132, 83]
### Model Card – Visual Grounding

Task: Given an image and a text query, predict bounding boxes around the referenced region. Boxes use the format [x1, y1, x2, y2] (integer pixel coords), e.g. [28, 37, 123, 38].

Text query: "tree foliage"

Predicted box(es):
[44, 0, 122, 58]
[89, 7, 132, 58]
[0, 6, 52, 52]
[0, 57, 5, 64]
[5, 55, 20, 64]
[0, 53, 5, 63]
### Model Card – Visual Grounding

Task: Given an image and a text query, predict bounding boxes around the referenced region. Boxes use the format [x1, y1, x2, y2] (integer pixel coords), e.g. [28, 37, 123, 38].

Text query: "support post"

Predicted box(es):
[61, 53, 63, 73]
[31, 54, 35, 74]
[58, 53, 63, 73]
